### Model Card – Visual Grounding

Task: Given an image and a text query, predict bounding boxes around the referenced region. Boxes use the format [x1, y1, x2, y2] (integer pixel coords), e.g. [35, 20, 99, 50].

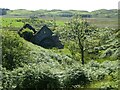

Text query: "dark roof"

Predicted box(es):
[35, 25, 53, 35]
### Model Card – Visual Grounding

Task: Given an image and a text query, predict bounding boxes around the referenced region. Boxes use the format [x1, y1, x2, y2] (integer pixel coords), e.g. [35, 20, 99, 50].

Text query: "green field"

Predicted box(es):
[1, 17, 118, 30]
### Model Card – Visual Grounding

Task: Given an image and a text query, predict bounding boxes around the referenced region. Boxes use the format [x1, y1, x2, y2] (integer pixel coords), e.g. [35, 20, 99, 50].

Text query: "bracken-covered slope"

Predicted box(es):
[1, 30, 119, 89]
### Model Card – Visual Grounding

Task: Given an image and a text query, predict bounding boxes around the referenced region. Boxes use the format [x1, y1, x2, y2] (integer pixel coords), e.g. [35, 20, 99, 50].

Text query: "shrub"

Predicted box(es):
[2, 64, 61, 90]
[63, 67, 90, 88]
[84, 60, 119, 81]
[2, 30, 32, 70]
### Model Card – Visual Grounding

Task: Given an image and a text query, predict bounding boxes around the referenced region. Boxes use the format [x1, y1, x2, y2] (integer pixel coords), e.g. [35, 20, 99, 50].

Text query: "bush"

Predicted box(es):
[2, 30, 32, 70]
[84, 60, 119, 81]
[2, 60, 118, 89]
[63, 67, 90, 88]
[2, 64, 61, 90]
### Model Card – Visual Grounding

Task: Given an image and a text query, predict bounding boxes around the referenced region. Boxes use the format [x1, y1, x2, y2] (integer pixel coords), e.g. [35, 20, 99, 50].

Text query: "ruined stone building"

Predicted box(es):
[18, 24, 64, 49]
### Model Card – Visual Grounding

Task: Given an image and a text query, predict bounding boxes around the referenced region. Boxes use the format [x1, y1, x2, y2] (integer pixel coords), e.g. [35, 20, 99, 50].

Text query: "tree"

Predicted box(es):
[67, 15, 89, 64]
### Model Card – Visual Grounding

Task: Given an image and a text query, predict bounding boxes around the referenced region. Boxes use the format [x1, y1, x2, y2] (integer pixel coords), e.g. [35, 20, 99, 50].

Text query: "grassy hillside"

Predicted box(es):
[1, 28, 119, 89]
[1, 9, 119, 89]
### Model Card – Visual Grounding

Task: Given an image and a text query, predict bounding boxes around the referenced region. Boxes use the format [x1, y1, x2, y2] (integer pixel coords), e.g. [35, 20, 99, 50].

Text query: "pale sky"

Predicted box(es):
[0, 0, 119, 11]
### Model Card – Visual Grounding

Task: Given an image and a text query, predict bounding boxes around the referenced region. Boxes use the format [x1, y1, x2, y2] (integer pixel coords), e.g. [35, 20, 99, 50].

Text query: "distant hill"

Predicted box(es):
[91, 9, 118, 18]
[1, 8, 118, 18]
[0, 8, 10, 15]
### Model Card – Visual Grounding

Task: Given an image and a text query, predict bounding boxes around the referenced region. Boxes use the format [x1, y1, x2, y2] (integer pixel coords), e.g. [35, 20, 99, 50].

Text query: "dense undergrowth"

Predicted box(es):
[1, 27, 119, 89]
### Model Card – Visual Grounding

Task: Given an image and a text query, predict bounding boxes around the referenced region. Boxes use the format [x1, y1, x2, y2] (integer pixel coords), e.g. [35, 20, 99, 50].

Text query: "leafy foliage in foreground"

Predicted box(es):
[2, 30, 32, 70]
[1, 27, 119, 89]
[1, 60, 119, 89]
[2, 64, 60, 89]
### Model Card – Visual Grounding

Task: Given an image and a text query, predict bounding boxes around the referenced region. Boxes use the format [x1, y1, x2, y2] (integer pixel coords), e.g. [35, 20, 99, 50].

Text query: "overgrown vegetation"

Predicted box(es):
[0, 9, 119, 89]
